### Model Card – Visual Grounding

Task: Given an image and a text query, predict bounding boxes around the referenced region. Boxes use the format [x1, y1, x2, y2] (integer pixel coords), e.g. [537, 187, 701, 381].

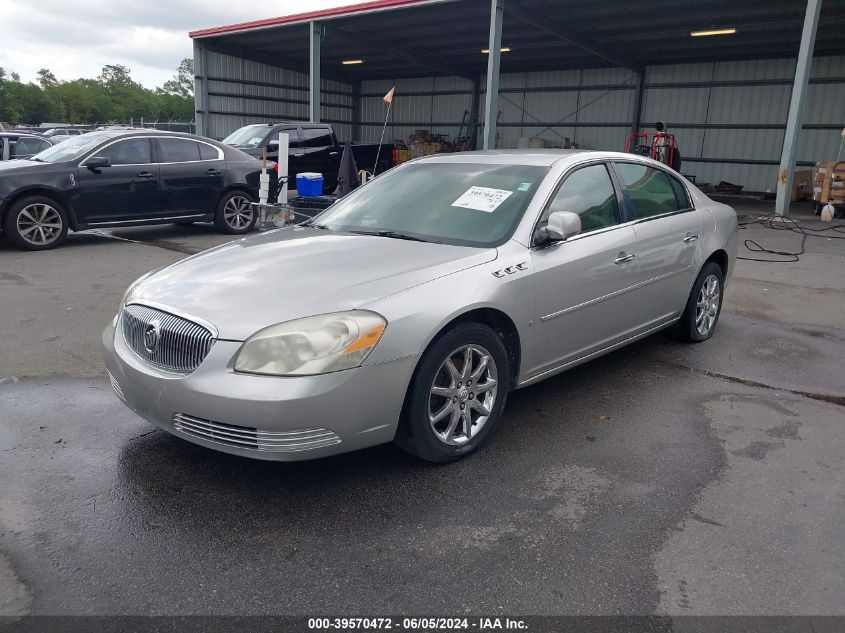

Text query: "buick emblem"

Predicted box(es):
[143, 320, 162, 353]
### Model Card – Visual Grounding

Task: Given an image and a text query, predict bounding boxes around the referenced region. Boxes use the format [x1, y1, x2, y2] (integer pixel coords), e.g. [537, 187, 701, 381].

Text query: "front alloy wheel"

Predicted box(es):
[428, 345, 498, 446]
[4, 195, 69, 250]
[397, 322, 509, 462]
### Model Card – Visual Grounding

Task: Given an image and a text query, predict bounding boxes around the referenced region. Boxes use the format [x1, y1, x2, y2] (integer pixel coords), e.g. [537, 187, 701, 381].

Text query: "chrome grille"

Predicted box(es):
[121, 304, 214, 373]
[173, 413, 341, 453]
[107, 371, 125, 401]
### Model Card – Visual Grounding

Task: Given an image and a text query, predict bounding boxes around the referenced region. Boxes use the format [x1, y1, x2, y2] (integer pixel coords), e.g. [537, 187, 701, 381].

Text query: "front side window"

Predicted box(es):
[614, 162, 684, 219]
[315, 161, 549, 247]
[96, 138, 152, 165]
[540, 163, 620, 233]
[158, 138, 200, 163]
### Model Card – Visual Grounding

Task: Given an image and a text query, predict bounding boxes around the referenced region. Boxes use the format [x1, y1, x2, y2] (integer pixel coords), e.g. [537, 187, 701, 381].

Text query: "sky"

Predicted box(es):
[2, 0, 361, 88]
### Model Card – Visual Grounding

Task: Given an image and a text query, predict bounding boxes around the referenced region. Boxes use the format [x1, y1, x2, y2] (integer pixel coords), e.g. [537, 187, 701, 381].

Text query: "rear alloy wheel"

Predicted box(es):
[214, 191, 256, 235]
[396, 323, 509, 462]
[4, 196, 69, 250]
[674, 261, 724, 342]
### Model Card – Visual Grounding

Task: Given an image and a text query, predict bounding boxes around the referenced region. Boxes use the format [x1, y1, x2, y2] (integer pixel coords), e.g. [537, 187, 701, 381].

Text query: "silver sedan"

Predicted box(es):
[103, 150, 737, 463]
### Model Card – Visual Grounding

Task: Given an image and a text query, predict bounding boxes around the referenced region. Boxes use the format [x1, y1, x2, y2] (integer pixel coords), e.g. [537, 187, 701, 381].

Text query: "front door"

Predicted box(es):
[612, 162, 703, 323]
[528, 163, 640, 378]
[76, 137, 160, 224]
[157, 137, 225, 217]
[298, 126, 339, 191]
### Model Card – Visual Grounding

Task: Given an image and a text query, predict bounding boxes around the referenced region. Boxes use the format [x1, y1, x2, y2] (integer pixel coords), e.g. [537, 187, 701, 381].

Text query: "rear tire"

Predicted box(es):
[3, 195, 69, 251]
[396, 323, 509, 463]
[214, 190, 256, 235]
[674, 261, 724, 343]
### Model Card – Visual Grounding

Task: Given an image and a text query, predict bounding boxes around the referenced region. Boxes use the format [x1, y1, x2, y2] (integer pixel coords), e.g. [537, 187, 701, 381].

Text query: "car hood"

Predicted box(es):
[0, 159, 53, 173]
[130, 227, 498, 341]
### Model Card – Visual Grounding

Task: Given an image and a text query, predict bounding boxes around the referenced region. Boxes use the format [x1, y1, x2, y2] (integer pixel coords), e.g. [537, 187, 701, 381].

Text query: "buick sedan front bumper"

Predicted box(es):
[102, 320, 418, 461]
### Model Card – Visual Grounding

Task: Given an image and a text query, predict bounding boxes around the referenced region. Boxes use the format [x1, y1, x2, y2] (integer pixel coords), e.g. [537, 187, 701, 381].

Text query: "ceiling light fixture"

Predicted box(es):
[690, 28, 737, 37]
[342, 59, 364, 65]
[481, 47, 511, 54]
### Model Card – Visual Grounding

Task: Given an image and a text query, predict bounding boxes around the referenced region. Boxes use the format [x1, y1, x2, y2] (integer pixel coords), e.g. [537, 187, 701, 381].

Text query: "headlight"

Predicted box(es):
[234, 311, 386, 376]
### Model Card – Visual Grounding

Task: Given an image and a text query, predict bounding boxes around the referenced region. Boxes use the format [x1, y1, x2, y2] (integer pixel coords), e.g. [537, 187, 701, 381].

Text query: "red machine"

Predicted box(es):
[625, 122, 681, 171]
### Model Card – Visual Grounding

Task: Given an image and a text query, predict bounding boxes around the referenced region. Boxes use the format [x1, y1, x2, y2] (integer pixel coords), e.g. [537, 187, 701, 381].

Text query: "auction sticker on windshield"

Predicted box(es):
[452, 186, 514, 212]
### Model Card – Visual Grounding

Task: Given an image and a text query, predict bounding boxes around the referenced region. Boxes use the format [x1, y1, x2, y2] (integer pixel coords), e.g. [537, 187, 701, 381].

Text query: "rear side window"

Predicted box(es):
[614, 162, 683, 219]
[158, 138, 200, 163]
[541, 164, 620, 233]
[10, 137, 44, 157]
[669, 175, 691, 209]
[300, 127, 333, 148]
[198, 143, 219, 160]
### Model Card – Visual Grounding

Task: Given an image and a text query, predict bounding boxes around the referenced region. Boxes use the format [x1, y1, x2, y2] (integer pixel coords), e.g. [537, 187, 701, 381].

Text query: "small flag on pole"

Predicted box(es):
[383, 86, 395, 104]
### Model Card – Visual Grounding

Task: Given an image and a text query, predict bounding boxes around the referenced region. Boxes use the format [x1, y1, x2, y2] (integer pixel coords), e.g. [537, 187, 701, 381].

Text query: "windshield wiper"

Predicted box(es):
[29, 157, 44, 162]
[303, 221, 330, 230]
[350, 229, 433, 243]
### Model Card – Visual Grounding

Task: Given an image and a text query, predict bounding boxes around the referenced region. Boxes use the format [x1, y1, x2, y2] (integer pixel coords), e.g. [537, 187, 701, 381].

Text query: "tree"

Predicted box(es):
[160, 58, 194, 100]
[37, 69, 58, 90]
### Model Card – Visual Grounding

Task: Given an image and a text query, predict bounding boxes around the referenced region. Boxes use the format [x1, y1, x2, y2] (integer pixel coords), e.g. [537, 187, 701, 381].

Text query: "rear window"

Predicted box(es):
[159, 138, 200, 163]
[198, 143, 219, 160]
[614, 162, 683, 219]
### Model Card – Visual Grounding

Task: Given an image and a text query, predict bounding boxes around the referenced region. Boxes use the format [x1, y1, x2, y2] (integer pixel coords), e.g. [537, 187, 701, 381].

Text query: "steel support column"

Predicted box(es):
[482, 0, 504, 150]
[309, 21, 322, 123]
[775, 0, 821, 216]
[631, 70, 645, 135]
[469, 76, 481, 150]
[192, 39, 209, 137]
[351, 80, 361, 140]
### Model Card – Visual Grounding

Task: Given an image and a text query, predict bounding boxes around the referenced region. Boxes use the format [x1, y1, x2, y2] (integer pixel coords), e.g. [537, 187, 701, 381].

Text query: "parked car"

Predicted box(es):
[222, 122, 393, 192]
[103, 150, 737, 463]
[40, 127, 86, 142]
[0, 130, 278, 250]
[0, 133, 56, 161]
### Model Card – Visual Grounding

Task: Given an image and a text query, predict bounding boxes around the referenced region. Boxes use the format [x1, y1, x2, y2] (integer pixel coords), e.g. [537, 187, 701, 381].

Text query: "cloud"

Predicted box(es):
[2, 0, 360, 87]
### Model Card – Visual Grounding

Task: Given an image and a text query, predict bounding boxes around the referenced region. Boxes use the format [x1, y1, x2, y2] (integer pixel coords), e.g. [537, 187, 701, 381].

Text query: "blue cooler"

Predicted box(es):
[296, 172, 324, 196]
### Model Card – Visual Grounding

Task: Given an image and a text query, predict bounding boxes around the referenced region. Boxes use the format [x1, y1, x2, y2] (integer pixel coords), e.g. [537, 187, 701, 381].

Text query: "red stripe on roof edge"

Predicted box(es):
[189, 0, 439, 38]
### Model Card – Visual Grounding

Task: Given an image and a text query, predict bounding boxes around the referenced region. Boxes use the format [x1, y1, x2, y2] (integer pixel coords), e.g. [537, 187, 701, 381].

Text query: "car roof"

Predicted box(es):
[410, 149, 653, 167]
[0, 132, 45, 138]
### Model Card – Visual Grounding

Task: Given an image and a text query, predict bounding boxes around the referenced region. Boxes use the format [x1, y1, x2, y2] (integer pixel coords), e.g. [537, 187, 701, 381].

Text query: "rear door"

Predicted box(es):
[157, 137, 226, 217]
[612, 161, 702, 323]
[76, 137, 161, 224]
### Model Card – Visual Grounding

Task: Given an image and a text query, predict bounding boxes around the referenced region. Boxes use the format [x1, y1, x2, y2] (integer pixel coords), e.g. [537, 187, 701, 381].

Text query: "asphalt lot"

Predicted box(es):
[0, 201, 843, 617]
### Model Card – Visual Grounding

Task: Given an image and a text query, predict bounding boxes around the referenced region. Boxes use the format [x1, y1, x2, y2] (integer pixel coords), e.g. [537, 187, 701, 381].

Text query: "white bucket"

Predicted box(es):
[528, 137, 546, 149]
[516, 137, 530, 149]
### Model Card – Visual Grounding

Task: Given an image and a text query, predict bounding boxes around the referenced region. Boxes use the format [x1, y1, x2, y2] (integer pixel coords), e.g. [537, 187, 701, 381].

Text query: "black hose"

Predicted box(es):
[736, 213, 845, 263]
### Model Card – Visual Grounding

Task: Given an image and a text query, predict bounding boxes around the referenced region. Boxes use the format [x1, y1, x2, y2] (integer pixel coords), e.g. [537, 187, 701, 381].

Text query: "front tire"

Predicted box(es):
[214, 190, 256, 235]
[396, 323, 509, 463]
[3, 195, 69, 250]
[675, 261, 724, 342]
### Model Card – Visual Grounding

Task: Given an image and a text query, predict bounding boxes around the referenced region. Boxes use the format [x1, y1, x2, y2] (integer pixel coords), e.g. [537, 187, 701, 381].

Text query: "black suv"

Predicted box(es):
[0, 130, 277, 250]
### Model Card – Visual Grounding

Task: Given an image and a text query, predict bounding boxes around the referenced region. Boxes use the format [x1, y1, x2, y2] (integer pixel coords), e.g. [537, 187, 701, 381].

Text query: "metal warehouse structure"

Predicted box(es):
[189, 0, 845, 213]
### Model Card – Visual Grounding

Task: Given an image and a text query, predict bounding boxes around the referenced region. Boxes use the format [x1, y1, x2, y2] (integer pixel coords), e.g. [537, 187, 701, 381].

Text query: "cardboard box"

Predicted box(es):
[791, 170, 813, 202]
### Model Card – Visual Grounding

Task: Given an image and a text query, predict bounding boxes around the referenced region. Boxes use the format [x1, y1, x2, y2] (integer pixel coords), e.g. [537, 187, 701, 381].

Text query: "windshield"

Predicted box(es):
[314, 161, 549, 247]
[222, 124, 272, 148]
[31, 133, 108, 163]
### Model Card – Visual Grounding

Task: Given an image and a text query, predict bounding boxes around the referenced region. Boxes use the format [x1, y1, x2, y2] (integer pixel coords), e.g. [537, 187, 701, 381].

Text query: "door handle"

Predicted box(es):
[137, 171, 153, 178]
[683, 234, 699, 243]
[206, 168, 222, 176]
[615, 253, 635, 265]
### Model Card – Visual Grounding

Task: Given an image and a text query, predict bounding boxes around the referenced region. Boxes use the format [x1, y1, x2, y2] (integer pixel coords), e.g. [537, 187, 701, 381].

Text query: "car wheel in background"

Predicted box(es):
[674, 261, 724, 343]
[396, 323, 509, 463]
[214, 191, 256, 235]
[4, 195, 69, 251]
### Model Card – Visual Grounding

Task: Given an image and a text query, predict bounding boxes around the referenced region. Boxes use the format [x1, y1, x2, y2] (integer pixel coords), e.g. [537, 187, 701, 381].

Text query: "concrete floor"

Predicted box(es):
[0, 200, 843, 617]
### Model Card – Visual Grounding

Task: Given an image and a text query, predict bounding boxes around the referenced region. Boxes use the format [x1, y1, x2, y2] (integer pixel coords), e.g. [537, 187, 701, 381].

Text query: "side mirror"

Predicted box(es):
[86, 156, 111, 169]
[545, 211, 581, 242]
[267, 140, 280, 148]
